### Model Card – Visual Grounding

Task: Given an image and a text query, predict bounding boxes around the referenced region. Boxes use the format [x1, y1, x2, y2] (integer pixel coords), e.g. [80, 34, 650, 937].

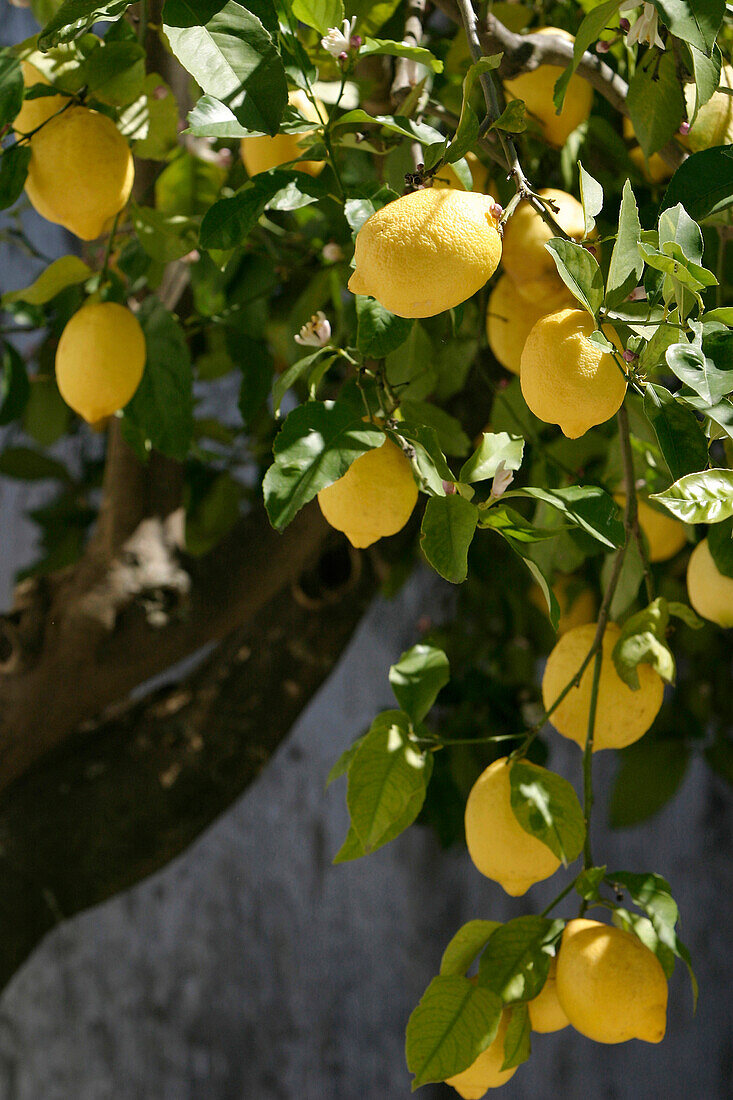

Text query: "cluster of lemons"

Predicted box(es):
[16, 61, 145, 424]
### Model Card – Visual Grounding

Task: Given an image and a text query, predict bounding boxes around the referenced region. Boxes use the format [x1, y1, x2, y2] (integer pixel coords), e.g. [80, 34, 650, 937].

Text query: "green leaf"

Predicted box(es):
[707, 516, 733, 577]
[489, 98, 526, 135]
[0, 52, 24, 129]
[612, 597, 676, 690]
[406, 975, 502, 1089]
[122, 73, 179, 159]
[508, 485, 624, 549]
[199, 183, 267, 250]
[578, 163, 603, 237]
[333, 755, 433, 862]
[263, 401, 384, 530]
[606, 180, 644, 308]
[326, 733, 366, 787]
[155, 152, 227, 216]
[575, 865, 607, 901]
[38, 0, 133, 49]
[185, 471, 241, 556]
[478, 916, 562, 1003]
[508, 545, 561, 631]
[0, 143, 31, 212]
[439, 921, 502, 977]
[666, 341, 733, 405]
[132, 205, 200, 263]
[643, 383, 709, 481]
[162, 0, 288, 135]
[553, 0, 620, 110]
[1, 256, 92, 308]
[501, 1004, 531, 1071]
[545, 239, 604, 318]
[650, 468, 733, 523]
[355, 296, 413, 358]
[81, 40, 145, 105]
[420, 494, 479, 583]
[627, 50, 685, 159]
[399, 401, 470, 457]
[0, 446, 71, 482]
[651, 0, 725, 54]
[345, 0, 401, 37]
[0, 343, 30, 426]
[659, 203, 703, 264]
[292, 0, 344, 35]
[121, 298, 194, 461]
[446, 55, 502, 164]
[610, 740, 689, 827]
[479, 505, 557, 545]
[459, 432, 525, 485]
[509, 760, 585, 865]
[660, 147, 733, 223]
[359, 38, 443, 74]
[687, 43, 721, 120]
[333, 109, 442, 148]
[389, 644, 449, 723]
[272, 348, 335, 416]
[188, 95, 256, 138]
[667, 601, 704, 629]
[346, 710, 430, 852]
[389, 423, 453, 496]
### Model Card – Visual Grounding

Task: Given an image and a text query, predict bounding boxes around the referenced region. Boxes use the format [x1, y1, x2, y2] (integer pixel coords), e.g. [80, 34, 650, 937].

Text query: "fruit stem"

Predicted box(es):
[618, 402, 655, 602]
[539, 878, 577, 918]
[581, 645, 603, 871]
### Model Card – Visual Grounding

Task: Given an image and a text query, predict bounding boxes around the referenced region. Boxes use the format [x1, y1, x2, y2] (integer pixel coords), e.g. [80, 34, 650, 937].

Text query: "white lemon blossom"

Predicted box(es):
[295, 311, 332, 347]
[622, 3, 665, 49]
[321, 17, 357, 58]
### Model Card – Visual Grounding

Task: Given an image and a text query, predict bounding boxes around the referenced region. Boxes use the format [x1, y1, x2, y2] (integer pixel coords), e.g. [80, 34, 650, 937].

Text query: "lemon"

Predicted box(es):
[348, 188, 502, 318]
[317, 437, 418, 548]
[25, 106, 134, 240]
[504, 28, 593, 147]
[433, 152, 492, 193]
[464, 756, 561, 896]
[520, 308, 626, 438]
[622, 118, 672, 185]
[683, 64, 733, 153]
[686, 537, 733, 627]
[501, 188, 588, 293]
[530, 573, 597, 635]
[240, 89, 325, 177]
[614, 495, 688, 562]
[541, 622, 664, 751]
[445, 1011, 517, 1097]
[14, 61, 67, 135]
[528, 957, 569, 1033]
[55, 302, 146, 423]
[486, 271, 572, 375]
[556, 919, 668, 1044]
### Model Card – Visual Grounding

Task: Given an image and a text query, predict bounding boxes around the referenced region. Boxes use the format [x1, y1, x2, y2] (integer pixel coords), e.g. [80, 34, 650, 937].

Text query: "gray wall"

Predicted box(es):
[1, 4, 731, 1096]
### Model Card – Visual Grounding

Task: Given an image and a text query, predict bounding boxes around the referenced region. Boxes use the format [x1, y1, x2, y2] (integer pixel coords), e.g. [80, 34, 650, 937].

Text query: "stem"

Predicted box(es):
[416, 732, 525, 747]
[618, 402, 654, 602]
[100, 210, 121, 285]
[137, 0, 149, 45]
[539, 878, 576, 918]
[581, 646, 603, 871]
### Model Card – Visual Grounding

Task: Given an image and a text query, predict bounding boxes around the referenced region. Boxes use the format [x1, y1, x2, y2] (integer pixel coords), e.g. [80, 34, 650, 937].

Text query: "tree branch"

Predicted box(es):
[391, 0, 428, 105]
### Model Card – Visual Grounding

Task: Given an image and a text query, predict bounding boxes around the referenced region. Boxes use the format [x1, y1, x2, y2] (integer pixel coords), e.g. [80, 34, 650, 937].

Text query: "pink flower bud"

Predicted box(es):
[623, 349, 637, 363]
[338, 51, 348, 61]
[628, 286, 647, 302]
[442, 481, 457, 495]
[350, 35, 362, 49]
[679, 121, 690, 136]
[620, 17, 631, 32]
[596, 39, 611, 53]
[490, 202, 503, 220]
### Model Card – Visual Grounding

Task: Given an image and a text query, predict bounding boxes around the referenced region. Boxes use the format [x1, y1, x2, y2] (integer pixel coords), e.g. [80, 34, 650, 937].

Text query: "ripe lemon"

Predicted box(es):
[614, 494, 688, 562]
[240, 89, 324, 177]
[464, 756, 561, 896]
[501, 188, 588, 293]
[445, 1011, 517, 1097]
[504, 28, 593, 147]
[316, 437, 418, 548]
[686, 537, 733, 627]
[25, 106, 134, 240]
[622, 118, 672, 185]
[530, 573, 597, 635]
[55, 302, 146, 423]
[556, 919, 668, 1044]
[541, 622, 664, 751]
[486, 271, 572, 375]
[348, 188, 502, 318]
[14, 60, 67, 135]
[520, 308, 626, 438]
[528, 957, 569, 1033]
[683, 63, 733, 152]
[433, 152, 492, 193]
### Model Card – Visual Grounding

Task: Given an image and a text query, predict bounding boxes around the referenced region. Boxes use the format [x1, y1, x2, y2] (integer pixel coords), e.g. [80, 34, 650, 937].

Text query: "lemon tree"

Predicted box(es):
[0, 0, 731, 1095]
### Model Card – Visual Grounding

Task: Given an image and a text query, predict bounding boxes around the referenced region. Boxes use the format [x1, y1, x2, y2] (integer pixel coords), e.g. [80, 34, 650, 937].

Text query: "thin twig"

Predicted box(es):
[618, 402, 654, 602]
[391, 0, 428, 106]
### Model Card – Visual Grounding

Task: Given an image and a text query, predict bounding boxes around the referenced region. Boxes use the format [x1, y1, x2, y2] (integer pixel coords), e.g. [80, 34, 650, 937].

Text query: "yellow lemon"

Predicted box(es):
[55, 302, 146, 423]
[14, 60, 67, 135]
[501, 188, 588, 292]
[686, 537, 733, 627]
[433, 152, 492, 193]
[348, 188, 502, 318]
[486, 271, 572, 375]
[317, 437, 418, 548]
[530, 573, 597, 635]
[464, 756, 561, 896]
[541, 622, 664, 751]
[504, 28, 593, 147]
[683, 64, 733, 152]
[528, 958, 570, 1033]
[25, 106, 134, 240]
[622, 118, 672, 185]
[445, 1011, 517, 1097]
[240, 89, 324, 177]
[556, 919, 668, 1044]
[615, 495, 688, 562]
[520, 308, 626, 438]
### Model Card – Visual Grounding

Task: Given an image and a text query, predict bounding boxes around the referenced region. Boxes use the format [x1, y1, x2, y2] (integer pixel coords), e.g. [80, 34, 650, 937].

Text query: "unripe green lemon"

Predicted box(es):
[556, 919, 668, 1044]
[317, 437, 418, 548]
[686, 537, 733, 627]
[464, 757, 561, 896]
[348, 188, 502, 318]
[541, 622, 664, 751]
[25, 106, 134, 240]
[504, 29, 593, 147]
[241, 89, 324, 177]
[527, 957, 570, 1033]
[445, 1011, 517, 1097]
[55, 302, 146, 423]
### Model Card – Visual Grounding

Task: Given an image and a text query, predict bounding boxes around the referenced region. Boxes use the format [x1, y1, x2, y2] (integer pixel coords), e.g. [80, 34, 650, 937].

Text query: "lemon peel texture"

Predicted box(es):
[14, 61, 67, 135]
[55, 302, 146, 423]
[504, 29, 593, 147]
[501, 188, 588, 291]
[445, 1012, 517, 1097]
[486, 271, 572, 375]
[686, 537, 733, 627]
[240, 89, 325, 177]
[528, 958, 570, 1033]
